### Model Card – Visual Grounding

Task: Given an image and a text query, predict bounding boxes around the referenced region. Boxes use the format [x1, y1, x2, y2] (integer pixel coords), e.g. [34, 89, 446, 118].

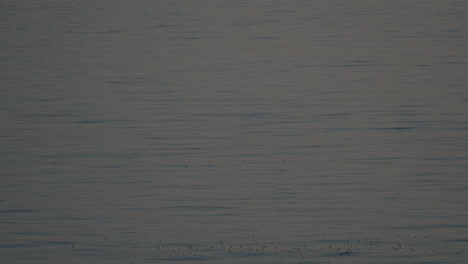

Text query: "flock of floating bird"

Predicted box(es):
[63, 233, 467, 263]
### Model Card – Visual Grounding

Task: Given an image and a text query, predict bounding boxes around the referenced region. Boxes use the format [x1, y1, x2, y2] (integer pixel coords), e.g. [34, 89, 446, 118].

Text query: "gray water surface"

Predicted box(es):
[1, 1, 468, 263]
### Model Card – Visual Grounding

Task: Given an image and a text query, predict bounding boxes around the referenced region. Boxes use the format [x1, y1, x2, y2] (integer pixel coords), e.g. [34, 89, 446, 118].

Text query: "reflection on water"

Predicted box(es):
[1, 0, 468, 263]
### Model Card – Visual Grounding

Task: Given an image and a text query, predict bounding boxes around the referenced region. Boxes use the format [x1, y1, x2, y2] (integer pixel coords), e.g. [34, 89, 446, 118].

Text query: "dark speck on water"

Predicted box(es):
[1, 0, 468, 263]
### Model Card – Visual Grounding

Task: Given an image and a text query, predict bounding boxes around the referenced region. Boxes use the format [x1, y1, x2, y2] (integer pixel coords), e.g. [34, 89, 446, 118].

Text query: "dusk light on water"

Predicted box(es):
[1, 1, 468, 263]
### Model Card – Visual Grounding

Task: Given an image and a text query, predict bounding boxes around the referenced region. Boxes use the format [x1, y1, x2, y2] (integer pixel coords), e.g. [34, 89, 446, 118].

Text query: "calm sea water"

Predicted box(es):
[1, 1, 468, 263]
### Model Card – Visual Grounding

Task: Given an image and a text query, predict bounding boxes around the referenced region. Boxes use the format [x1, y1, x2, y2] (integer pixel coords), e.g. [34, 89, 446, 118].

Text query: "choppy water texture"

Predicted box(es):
[1, 0, 468, 263]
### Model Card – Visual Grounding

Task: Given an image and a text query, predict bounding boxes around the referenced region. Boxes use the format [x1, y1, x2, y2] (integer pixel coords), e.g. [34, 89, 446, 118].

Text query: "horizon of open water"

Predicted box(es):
[1, 0, 468, 263]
